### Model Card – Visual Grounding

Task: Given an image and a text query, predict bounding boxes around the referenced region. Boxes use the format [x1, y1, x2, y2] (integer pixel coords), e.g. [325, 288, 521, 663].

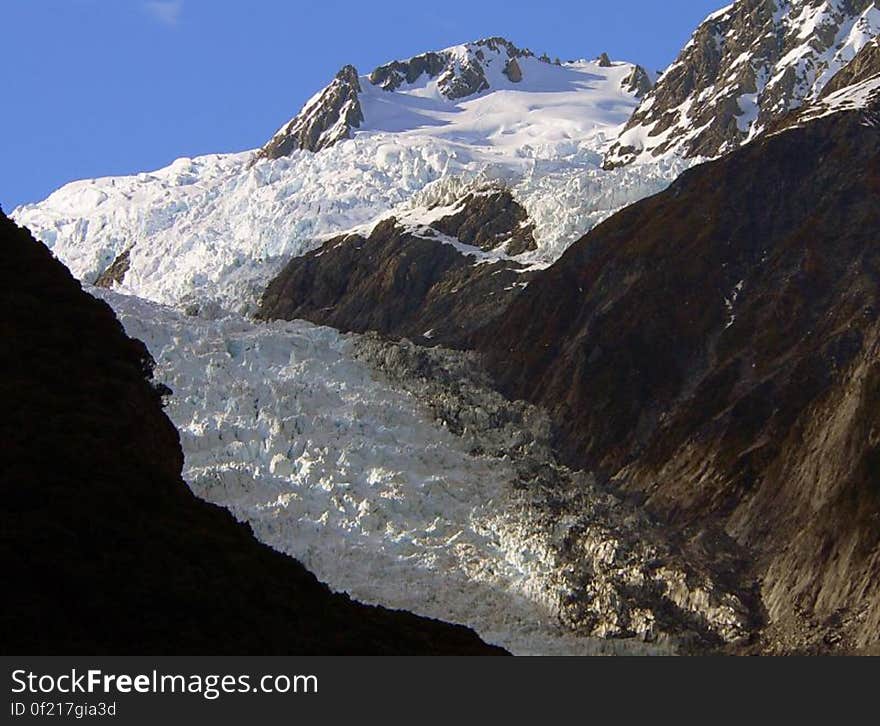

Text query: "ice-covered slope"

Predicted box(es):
[12, 39, 678, 313]
[93, 287, 754, 653]
[791, 71, 880, 122]
[819, 32, 880, 93]
[605, 0, 880, 167]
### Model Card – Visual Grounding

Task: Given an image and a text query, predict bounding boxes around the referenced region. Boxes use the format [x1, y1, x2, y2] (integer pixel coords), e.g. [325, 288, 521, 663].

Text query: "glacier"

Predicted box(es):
[95, 288, 676, 655]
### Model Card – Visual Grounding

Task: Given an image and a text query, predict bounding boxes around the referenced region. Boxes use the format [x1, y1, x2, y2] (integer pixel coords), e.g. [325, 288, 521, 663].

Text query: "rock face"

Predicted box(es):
[369, 37, 535, 100]
[94, 247, 131, 288]
[503, 57, 523, 83]
[0, 212, 505, 655]
[820, 35, 880, 96]
[430, 190, 536, 255]
[258, 191, 537, 347]
[258, 218, 530, 348]
[477, 102, 880, 653]
[259, 64, 364, 158]
[605, 0, 880, 167]
[621, 64, 654, 98]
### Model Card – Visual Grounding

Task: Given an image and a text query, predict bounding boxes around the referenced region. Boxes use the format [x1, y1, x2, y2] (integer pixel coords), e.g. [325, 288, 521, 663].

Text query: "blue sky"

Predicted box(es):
[1, 0, 723, 210]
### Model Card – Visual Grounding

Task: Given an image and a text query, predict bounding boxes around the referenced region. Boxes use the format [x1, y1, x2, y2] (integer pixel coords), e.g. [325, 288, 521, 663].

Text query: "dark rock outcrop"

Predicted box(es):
[94, 247, 131, 288]
[0, 212, 505, 655]
[369, 38, 536, 100]
[477, 106, 880, 653]
[370, 52, 449, 92]
[259, 64, 364, 158]
[503, 58, 523, 83]
[621, 64, 654, 99]
[258, 216, 532, 348]
[258, 191, 537, 346]
[431, 190, 536, 255]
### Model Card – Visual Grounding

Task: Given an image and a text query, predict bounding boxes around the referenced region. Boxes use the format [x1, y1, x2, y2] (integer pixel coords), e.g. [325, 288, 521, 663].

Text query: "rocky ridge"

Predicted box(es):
[368, 37, 538, 98]
[605, 0, 880, 167]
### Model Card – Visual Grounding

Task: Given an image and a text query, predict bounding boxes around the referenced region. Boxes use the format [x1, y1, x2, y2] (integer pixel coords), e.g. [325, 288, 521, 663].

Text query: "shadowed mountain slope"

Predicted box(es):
[477, 105, 880, 653]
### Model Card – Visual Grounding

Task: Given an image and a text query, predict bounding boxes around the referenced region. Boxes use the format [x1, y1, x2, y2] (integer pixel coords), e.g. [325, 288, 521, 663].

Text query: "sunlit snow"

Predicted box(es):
[14, 51, 679, 313]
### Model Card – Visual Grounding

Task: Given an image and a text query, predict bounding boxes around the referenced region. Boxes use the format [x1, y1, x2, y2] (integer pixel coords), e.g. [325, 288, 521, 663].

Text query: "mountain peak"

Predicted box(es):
[605, 0, 880, 167]
[366, 36, 541, 100]
[259, 63, 364, 159]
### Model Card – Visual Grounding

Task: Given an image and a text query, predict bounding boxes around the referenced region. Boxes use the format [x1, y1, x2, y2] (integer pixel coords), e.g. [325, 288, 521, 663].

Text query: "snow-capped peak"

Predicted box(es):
[605, 0, 880, 167]
[260, 65, 364, 158]
[14, 38, 666, 313]
[259, 37, 654, 158]
[367, 37, 543, 99]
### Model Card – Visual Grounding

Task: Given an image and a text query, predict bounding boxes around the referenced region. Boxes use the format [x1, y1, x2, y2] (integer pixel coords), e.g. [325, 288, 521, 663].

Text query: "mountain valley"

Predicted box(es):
[7, 0, 880, 655]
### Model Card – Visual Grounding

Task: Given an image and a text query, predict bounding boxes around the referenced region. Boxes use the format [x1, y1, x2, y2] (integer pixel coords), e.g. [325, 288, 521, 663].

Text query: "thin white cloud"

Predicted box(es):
[144, 0, 183, 27]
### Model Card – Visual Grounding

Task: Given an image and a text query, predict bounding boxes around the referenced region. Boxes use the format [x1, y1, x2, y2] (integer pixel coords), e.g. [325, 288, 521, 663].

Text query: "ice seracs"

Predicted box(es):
[95, 287, 681, 655]
[95, 287, 749, 654]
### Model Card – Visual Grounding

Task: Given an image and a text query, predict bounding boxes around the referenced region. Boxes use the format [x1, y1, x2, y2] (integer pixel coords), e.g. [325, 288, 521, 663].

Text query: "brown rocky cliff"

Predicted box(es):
[258, 193, 536, 348]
